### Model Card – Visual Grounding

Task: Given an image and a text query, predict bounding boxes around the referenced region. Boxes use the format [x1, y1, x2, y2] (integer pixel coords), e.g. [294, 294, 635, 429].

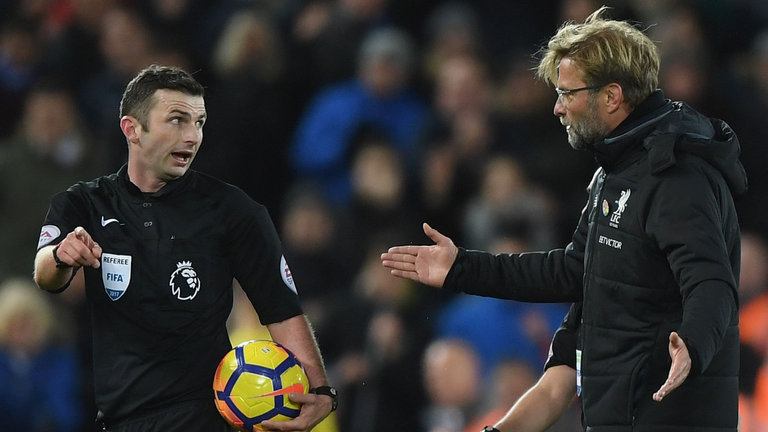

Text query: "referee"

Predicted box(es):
[33, 65, 336, 432]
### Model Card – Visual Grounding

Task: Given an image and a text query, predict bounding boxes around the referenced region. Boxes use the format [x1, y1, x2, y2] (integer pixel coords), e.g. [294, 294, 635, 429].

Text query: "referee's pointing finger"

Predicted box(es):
[74, 226, 94, 247]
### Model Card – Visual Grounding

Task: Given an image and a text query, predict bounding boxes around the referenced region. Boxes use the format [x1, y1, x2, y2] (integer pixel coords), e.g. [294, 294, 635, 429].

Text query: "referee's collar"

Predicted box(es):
[116, 164, 195, 200]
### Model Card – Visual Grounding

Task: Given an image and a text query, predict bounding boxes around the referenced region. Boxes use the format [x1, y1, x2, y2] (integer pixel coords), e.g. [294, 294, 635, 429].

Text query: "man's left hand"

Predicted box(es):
[653, 331, 691, 402]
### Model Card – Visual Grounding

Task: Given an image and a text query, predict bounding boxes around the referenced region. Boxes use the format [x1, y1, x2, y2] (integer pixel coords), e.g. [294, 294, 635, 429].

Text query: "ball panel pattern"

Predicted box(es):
[213, 340, 308, 431]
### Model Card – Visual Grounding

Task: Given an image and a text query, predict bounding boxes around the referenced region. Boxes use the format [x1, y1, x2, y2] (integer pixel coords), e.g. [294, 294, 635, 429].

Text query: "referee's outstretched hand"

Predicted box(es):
[380, 222, 459, 288]
[57, 226, 103, 269]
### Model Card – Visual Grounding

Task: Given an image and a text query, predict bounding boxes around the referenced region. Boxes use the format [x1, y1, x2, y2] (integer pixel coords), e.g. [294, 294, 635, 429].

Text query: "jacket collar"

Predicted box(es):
[593, 90, 672, 171]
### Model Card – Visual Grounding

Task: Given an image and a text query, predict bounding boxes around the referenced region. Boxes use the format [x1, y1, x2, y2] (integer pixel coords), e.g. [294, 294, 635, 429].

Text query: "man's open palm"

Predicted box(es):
[380, 223, 458, 288]
[653, 331, 691, 402]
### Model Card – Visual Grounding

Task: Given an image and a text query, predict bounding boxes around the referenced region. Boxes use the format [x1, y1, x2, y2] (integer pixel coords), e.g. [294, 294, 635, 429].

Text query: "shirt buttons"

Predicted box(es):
[142, 202, 152, 208]
[144, 221, 153, 227]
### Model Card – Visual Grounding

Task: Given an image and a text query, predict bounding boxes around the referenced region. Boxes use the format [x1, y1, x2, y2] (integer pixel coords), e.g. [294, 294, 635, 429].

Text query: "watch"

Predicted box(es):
[52, 245, 72, 269]
[482, 427, 500, 432]
[309, 386, 338, 412]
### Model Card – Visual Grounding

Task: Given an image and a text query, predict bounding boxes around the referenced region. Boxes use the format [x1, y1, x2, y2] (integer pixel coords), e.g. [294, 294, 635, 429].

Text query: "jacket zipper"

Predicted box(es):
[579, 168, 606, 428]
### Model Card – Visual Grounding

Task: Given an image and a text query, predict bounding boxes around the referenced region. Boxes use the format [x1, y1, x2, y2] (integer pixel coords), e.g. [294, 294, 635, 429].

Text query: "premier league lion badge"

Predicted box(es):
[169, 260, 200, 300]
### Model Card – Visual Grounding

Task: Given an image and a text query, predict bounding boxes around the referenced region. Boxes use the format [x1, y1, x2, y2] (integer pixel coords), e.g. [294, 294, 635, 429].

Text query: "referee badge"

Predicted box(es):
[38, 225, 61, 249]
[280, 255, 297, 294]
[102, 253, 132, 300]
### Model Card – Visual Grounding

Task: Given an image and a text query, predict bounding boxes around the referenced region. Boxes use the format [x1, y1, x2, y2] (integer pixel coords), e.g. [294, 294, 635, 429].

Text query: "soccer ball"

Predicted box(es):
[213, 340, 309, 431]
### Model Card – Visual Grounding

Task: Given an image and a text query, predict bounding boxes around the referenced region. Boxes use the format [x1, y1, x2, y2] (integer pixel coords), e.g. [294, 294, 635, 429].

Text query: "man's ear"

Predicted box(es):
[120, 116, 141, 143]
[604, 83, 624, 114]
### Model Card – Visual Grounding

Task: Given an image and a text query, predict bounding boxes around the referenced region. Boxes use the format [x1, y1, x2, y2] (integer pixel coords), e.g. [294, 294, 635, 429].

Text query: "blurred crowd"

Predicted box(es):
[0, 0, 766, 431]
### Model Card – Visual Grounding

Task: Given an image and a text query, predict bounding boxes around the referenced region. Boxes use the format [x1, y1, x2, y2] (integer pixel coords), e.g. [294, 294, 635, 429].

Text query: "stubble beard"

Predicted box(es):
[566, 97, 611, 151]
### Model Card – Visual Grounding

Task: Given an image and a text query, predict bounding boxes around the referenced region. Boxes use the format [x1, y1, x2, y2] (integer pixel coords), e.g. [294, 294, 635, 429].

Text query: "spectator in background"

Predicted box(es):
[39, 0, 120, 94]
[78, 6, 156, 171]
[420, 2, 484, 86]
[648, 3, 733, 118]
[0, 277, 83, 432]
[279, 184, 353, 348]
[464, 1, 556, 64]
[464, 359, 538, 431]
[438, 294, 565, 378]
[208, 7, 286, 101]
[738, 233, 768, 431]
[281, 185, 349, 300]
[739, 342, 768, 432]
[557, 0, 601, 23]
[323, 235, 433, 432]
[0, 82, 101, 280]
[421, 338, 482, 432]
[284, 0, 393, 99]
[416, 54, 500, 241]
[337, 130, 422, 271]
[729, 30, 768, 241]
[658, 47, 713, 111]
[736, 232, 768, 431]
[462, 153, 556, 252]
[132, 0, 218, 66]
[478, 302, 583, 432]
[462, 358, 577, 432]
[198, 6, 294, 212]
[437, 221, 568, 376]
[492, 54, 596, 242]
[739, 232, 768, 356]
[0, 15, 44, 139]
[291, 26, 428, 205]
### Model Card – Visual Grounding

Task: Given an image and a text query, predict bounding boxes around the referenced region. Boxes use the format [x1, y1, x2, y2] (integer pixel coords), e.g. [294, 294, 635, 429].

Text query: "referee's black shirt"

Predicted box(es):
[38, 165, 304, 423]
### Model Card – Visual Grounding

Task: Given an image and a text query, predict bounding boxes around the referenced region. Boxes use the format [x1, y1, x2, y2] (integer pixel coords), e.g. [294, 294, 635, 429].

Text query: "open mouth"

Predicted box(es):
[171, 151, 193, 165]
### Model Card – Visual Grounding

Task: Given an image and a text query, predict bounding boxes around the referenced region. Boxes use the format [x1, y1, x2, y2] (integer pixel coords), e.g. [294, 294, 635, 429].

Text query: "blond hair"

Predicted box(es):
[211, 10, 284, 81]
[537, 6, 659, 108]
[0, 278, 55, 350]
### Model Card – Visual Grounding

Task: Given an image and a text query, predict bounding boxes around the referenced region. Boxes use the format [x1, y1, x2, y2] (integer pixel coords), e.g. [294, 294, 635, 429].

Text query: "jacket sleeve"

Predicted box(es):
[544, 302, 581, 371]
[443, 200, 588, 303]
[646, 160, 739, 376]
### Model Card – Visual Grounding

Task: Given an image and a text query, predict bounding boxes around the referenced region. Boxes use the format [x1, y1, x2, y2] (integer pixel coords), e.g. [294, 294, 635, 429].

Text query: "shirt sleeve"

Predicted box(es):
[228, 193, 303, 325]
[544, 302, 580, 371]
[37, 188, 89, 251]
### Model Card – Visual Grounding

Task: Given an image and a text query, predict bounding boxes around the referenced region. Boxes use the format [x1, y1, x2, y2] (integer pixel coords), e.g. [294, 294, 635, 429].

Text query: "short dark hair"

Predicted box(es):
[119, 64, 204, 129]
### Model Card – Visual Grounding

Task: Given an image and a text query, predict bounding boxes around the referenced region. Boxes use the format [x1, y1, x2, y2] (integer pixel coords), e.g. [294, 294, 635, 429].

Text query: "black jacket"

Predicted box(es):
[444, 90, 747, 431]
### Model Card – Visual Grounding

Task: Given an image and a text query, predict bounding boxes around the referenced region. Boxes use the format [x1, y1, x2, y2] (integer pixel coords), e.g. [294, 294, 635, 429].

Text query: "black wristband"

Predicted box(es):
[52, 245, 72, 269]
[309, 386, 338, 412]
[482, 427, 500, 432]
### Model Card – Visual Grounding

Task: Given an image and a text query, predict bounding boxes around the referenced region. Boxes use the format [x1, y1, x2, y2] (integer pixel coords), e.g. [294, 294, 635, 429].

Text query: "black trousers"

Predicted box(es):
[101, 399, 235, 432]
